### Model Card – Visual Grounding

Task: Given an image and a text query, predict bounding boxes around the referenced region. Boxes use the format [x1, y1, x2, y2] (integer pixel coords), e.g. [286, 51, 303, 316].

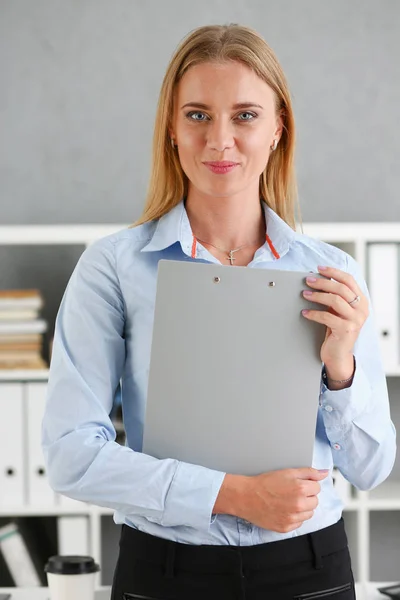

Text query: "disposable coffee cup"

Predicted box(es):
[44, 555, 100, 600]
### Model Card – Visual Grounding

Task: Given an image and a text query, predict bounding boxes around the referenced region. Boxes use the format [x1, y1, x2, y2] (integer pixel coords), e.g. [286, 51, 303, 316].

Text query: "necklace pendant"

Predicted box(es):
[227, 251, 236, 265]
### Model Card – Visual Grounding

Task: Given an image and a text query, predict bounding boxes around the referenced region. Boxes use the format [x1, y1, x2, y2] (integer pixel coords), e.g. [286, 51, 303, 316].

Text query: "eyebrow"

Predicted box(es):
[180, 102, 264, 110]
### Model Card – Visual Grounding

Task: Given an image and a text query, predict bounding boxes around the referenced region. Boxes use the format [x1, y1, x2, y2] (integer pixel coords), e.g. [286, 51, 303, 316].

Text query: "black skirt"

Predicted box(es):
[111, 517, 355, 600]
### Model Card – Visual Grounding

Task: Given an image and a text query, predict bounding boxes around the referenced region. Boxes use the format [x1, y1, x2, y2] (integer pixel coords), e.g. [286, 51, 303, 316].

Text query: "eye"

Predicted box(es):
[237, 112, 257, 121]
[186, 111, 209, 121]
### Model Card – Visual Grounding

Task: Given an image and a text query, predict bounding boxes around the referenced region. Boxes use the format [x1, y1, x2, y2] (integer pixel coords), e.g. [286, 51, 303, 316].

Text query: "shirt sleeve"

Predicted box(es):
[41, 238, 225, 531]
[319, 252, 397, 490]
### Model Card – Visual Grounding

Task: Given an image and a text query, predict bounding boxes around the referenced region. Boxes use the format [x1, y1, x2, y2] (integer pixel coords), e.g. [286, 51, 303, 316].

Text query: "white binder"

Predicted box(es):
[26, 382, 57, 506]
[57, 516, 90, 555]
[332, 467, 351, 504]
[0, 384, 25, 508]
[0, 522, 41, 586]
[367, 243, 399, 370]
[58, 493, 89, 510]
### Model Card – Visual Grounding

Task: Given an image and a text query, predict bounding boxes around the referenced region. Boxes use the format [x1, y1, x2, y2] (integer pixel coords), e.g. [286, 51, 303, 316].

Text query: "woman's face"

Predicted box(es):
[171, 60, 283, 199]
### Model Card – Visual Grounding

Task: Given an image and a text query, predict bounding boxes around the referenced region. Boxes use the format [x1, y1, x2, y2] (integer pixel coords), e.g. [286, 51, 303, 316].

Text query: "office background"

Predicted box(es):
[0, 0, 399, 589]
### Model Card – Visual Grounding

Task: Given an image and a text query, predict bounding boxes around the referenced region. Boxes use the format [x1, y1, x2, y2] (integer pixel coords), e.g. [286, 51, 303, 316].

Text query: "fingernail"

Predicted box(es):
[318, 266, 327, 270]
[318, 469, 329, 472]
[302, 309, 309, 315]
[303, 290, 313, 296]
[306, 277, 317, 283]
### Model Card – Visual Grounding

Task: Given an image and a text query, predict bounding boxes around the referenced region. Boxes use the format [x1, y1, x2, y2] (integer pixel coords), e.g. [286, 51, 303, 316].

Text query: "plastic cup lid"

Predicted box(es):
[44, 555, 100, 575]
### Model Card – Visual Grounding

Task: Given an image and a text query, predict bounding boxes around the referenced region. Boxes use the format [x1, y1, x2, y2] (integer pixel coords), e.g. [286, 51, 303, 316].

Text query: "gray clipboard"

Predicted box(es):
[142, 259, 326, 476]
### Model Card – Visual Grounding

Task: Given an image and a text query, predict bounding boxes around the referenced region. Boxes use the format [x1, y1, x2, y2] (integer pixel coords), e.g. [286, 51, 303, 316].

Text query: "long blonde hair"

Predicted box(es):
[133, 24, 301, 230]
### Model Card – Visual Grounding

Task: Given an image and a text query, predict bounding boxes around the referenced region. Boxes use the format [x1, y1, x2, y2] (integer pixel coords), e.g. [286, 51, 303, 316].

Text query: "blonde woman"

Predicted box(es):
[42, 24, 396, 600]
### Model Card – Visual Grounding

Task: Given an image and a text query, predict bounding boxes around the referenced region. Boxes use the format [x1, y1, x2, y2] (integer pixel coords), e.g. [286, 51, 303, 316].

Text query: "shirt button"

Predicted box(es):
[333, 443, 341, 450]
[325, 405, 333, 412]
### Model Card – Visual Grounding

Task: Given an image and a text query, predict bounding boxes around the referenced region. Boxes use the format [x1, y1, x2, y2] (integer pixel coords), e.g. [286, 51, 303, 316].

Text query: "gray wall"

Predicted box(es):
[1, 0, 399, 225]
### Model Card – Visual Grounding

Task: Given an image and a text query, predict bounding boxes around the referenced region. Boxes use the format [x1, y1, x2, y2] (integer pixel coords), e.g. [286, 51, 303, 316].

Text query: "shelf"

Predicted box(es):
[385, 368, 400, 377]
[0, 504, 114, 517]
[2, 223, 400, 246]
[0, 370, 49, 381]
[342, 499, 361, 511]
[367, 480, 400, 509]
[1, 222, 400, 593]
[0, 587, 111, 599]
[301, 222, 400, 241]
[0, 224, 127, 245]
[358, 582, 399, 600]
[0, 583, 395, 600]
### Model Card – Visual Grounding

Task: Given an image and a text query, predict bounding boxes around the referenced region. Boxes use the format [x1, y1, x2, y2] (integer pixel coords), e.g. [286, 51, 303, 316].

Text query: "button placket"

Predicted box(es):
[237, 518, 253, 544]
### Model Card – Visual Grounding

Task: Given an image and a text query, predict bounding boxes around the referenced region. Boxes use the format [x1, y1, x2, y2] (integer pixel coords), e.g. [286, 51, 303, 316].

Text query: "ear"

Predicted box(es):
[274, 111, 284, 142]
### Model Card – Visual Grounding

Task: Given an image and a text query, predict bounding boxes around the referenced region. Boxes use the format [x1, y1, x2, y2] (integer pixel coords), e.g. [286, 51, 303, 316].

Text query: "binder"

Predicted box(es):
[332, 467, 351, 504]
[58, 493, 89, 510]
[367, 243, 399, 370]
[14, 516, 58, 586]
[26, 382, 57, 506]
[0, 523, 41, 587]
[57, 516, 90, 555]
[0, 384, 25, 508]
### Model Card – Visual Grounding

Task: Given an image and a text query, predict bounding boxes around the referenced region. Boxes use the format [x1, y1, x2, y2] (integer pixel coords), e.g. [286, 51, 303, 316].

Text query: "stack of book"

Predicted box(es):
[0, 289, 48, 370]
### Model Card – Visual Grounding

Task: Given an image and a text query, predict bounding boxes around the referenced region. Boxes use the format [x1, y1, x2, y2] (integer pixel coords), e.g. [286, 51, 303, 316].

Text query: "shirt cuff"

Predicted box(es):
[161, 461, 226, 531]
[320, 360, 373, 430]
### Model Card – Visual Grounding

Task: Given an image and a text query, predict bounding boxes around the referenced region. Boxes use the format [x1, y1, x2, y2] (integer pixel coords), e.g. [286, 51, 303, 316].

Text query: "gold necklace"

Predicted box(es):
[195, 237, 259, 265]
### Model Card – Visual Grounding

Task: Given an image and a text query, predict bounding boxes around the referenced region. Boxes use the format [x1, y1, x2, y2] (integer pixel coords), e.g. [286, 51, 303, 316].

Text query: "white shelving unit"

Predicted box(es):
[0, 222, 399, 598]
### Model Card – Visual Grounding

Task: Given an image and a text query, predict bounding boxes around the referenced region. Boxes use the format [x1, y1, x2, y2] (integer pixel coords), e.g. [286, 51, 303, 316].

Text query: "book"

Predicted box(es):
[0, 319, 47, 335]
[0, 351, 42, 361]
[0, 342, 42, 352]
[0, 289, 43, 311]
[0, 290, 48, 370]
[0, 310, 40, 321]
[0, 356, 48, 369]
[0, 333, 42, 344]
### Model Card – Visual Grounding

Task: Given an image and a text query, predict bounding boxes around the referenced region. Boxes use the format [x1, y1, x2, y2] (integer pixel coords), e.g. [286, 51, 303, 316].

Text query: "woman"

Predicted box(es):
[42, 24, 396, 600]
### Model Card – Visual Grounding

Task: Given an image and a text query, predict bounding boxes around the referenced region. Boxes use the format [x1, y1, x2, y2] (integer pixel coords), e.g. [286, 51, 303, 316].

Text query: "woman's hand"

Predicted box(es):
[213, 468, 329, 532]
[302, 265, 369, 378]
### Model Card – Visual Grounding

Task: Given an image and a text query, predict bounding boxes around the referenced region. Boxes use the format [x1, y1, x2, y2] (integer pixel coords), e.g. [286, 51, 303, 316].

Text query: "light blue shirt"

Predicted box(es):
[42, 200, 396, 546]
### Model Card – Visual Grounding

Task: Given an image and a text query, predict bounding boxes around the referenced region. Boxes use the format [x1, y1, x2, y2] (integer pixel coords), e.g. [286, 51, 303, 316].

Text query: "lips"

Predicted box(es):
[203, 161, 239, 167]
[203, 161, 240, 174]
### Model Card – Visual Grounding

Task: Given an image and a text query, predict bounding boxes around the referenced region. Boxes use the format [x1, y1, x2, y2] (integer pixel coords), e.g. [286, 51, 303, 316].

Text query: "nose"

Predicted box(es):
[206, 118, 235, 152]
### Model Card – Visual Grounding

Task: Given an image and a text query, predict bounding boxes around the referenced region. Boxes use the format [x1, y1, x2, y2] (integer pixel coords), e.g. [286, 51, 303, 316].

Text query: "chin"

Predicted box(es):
[197, 180, 244, 197]
[202, 188, 239, 199]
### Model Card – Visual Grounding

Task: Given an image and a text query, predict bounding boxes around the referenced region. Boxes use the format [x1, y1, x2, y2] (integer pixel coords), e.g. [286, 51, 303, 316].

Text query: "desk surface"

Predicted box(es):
[0, 588, 110, 600]
[0, 583, 395, 599]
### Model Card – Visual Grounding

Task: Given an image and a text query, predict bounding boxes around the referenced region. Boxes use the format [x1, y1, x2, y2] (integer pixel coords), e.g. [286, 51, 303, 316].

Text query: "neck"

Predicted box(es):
[185, 191, 266, 250]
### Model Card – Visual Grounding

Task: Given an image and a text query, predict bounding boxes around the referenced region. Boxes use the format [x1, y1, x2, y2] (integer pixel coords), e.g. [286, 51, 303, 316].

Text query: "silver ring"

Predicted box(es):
[348, 295, 360, 306]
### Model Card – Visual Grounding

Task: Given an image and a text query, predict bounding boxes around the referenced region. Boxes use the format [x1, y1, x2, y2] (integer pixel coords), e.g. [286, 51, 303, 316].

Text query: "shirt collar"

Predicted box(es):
[141, 199, 297, 261]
